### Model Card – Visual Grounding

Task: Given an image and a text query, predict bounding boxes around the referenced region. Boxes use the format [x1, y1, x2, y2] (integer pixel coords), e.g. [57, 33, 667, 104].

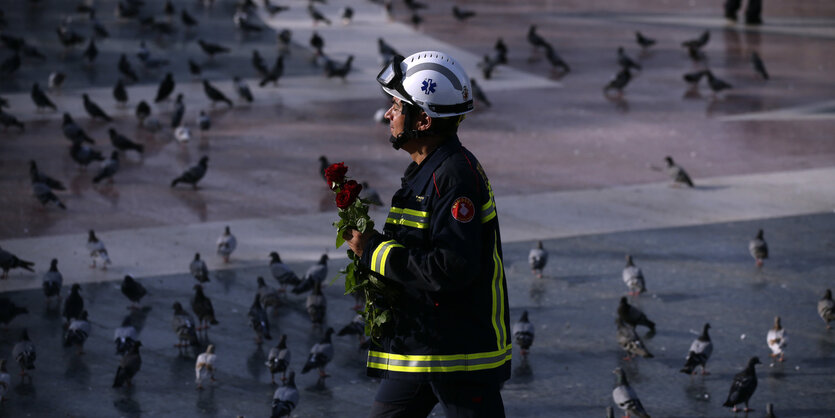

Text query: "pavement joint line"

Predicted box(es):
[719, 99, 835, 122]
[612, 15, 835, 39]
[1, 166, 833, 292]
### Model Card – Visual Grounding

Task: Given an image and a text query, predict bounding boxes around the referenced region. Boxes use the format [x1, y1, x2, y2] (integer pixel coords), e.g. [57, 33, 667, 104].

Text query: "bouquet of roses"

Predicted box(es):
[325, 162, 392, 338]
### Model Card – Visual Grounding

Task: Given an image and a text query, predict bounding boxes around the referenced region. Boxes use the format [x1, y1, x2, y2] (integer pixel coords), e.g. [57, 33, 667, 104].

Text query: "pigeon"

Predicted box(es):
[0, 110, 24, 131]
[404, 0, 428, 12]
[12, 329, 36, 379]
[90, 11, 109, 38]
[479, 54, 499, 80]
[42, 259, 63, 303]
[544, 44, 570, 73]
[197, 39, 230, 58]
[64, 310, 91, 354]
[190, 253, 209, 283]
[617, 297, 655, 332]
[277, 29, 292, 54]
[705, 70, 732, 95]
[121, 274, 146, 309]
[271, 371, 299, 417]
[681, 30, 710, 49]
[257, 276, 281, 311]
[309, 32, 324, 56]
[767, 316, 787, 362]
[306, 281, 327, 326]
[188, 59, 202, 77]
[62, 113, 96, 144]
[750, 52, 769, 80]
[154, 73, 175, 103]
[249, 294, 272, 343]
[70, 141, 105, 168]
[191, 284, 219, 330]
[56, 26, 85, 49]
[452, 6, 476, 22]
[528, 241, 547, 278]
[292, 254, 329, 294]
[617, 46, 641, 71]
[118, 54, 139, 83]
[30, 161, 65, 190]
[233, 76, 253, 103]
[377, 38, 400, 64]
[664, 156, 694, 187]
[32, 181, 66, 209]
[683, 70, 707, 85]
[92, 151, 120, 184]
[341, 7, 354, 24]
[112, 341, 143, 388]
[819, 289, 835, 329]
[172, 301, 199, 347]
[195, 344, 216, 389]
[181, 10, 198, 28]
[616, 316, 654, 359]
[63, 283, 84, 324]
[723, 357, 760, 413]
[635, 31, 655, 49]
[163, 0, 176, 18]
[264, 0, 290, 16]
[612, 368, 651, 418]
[0, 53, 20, 75]
[203, 80, 233, 107]
[170, 94, 185, 128]
[0, 247, 35, 279]
[0, 298, 28, 328]
[606, 406, 615, 418]
[318, 156, 330, 181]
[252, 50, 269, 77]
[114, 316, 138, 355]
[82, 38, 98, 63]
[0, 360, 10, 401]
[216, 226, 237, 263]
[308, 5, 331, 25]
[748, 229, 768, 267]
[48, 71, 66, 92]
[109, 129, 144, 154]
[470, 78, 491, 108]
[171, 156, 208, 188]
[622, 255, 646, 296]
[604, 68, 632, 95]
[194, 111, 210, 134]
[86, 230, 111, 269]
[680, 323, 712, 375]
[512, 310, 535, 358]
[337, 313, 367, 347]
[494, 38, 508, 64]
[301, 327, 335, 379]
[266, 335, 291, 384]
[113, 79, 129, 106]
[269, 252, 300, 291]
[259, 55, 284, 87]
[360, 182, 383, 206]
[526, 25, 549, 50]
[83, 93, 112, 121]
[135, 100, 151, 124]
[31, 83, 57, 111]
[324, 55, 353, 80]
[766, 403, 777, 418]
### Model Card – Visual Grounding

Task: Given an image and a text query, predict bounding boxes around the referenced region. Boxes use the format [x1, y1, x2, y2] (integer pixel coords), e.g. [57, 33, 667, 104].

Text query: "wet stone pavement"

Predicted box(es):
[0, 213, 833, 417]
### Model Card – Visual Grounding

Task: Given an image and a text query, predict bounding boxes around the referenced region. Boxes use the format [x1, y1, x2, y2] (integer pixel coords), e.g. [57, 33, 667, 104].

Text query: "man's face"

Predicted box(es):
[385, 96, 406, 138]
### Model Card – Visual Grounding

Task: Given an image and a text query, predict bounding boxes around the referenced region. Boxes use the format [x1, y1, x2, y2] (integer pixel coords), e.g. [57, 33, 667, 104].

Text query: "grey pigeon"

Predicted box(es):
[233, 76, 253, 102]
[269, 252, 300, 291]
[48, 71, 66, 92]
[271, 371, 299, 417]
[622, 255, 646, 296]
[112, 341, 142, 388]
[114, 316, 138, 355]
[252, 50, 269, 76]
[172, 302, 199, 347]
[86, 230, 111, 269]
[0, 247, 35, 279]
[82, 38, 97, 63]
[544, 44, 570, 73]
[470, 78, 491, 108]
[121, 274, 146, 308]
[528, 241, 547, 278]
[31, 83, 56, 111]
[306, 281, 327, 326]
[818, 289, 834, 329]
[748, 229, 768, 267]
[113, 79, 128, 106]
[181, 10, 198, 28]
[292, 254, 329, 294]
[12, 329, 36, 379]
[30, 161, 64, 190]
[612, 368, 650, 418]
[617, 46, 641, 71]
[83, 93, 112, 121]
[683, 70, 707, 85]
[681, 30, 709, 49]
[309, 31, 324, 56]
[0, 110, 24, 131]
[664, 156, 693, 187]
[723, 357, 760, 412]
[604, 68, 631, 95]
[154, 73, 175, 103]
[190, 253, 209, 283]
[32, 182, 66, 210]
[198, 110, 211, 132]
[259, 54, 284, 87]
[171, 156, 208, 188]
[266, 334, 291, 384]
[766, 403, 777, 418]
[751, 52, 769, 80]
[216, 226, 237, 263]
[616, 316, 653, 359]
[0, 298, 28, 327]
[92, 151, 120, 184]
[257, 276, 281, 311]
[337, 314, 367, 347]
[706, 70, 732, 95]
[63, 310, 91, 354]
[197, 39, 230, 58]
[42, 259, 63, 303]
[249, 294, 272, 343]
[63, 283, 84, 324]
[452, 6, 475, 22]
[191, 284, 219, 330]
[526, 25, 548, 50]
[301, 327, 335, 381]
[202, 80, 233, 107]
[360, 182, 383, 206]
[62, 113, 96, 144]
[494, 38, 508, 64]
[135, 101, 151, 124]
[377, 38, 399, 64]
[109, 129, 144, 153]
[188, 59, 202, 77]
[324, 55, 353, 80]
[0, 53, 20, 75]
[171, 94, 185, 128]
[308, 5, 331, 25]
[512, 310, 535, 358]
[680, 323, 712, 374]
[617, 297, 655, 332]
[118, 54, 139, 82]
[635, 32, 655, 49]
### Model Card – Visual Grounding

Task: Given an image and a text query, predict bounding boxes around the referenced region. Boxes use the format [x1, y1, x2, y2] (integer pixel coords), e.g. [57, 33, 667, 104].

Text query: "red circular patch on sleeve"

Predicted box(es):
[451, 197, 475, 223]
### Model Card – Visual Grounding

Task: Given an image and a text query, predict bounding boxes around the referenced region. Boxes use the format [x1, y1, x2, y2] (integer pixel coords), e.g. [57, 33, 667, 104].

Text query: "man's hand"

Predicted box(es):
[343, 228, 379, 258]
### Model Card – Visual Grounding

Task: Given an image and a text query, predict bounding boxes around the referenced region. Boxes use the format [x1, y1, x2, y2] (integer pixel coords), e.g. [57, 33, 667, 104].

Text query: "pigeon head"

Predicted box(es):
[756, 229, 764, 239]
[319, 155, 328, 163]
[286, 371, 296, 386]
[88, 230, 97, 241]
[319, 254, 328, 264]
[193, 284, 205, 294]
[172, 301, 184, 311]
[613, 367, 628, 385]
[278, 334, 287, 348]
[80, 310, 88, 320]
[617, 46, 624, 53]
[108, 128, 117, 137]
[537, 241, 543, 250]
[124, 275, 135, 284]
[825, 289, 833, 300]
[224, 226, 231, 235]
[520, 310, 529, 322]
[29, 160, 37, 171]
[110, 150, 119, 159]
[323, 327, 335, 341]
[625, 254, 634, 266]
[748, 356, 761, 367]
[50, 258, 58, 270]
[253, 293, 262, 306]
[269, 251, 281, 262]
[194, 253, 201, 261]
[121, 316, 133, 327]
[82, 93, 89, 101]
[62, 113, 73, 124]
[664, 156, 674, 166]
[206, 344, 215, 354]
[21, 328, 30, 341]
[773, 316, 782, 330]
[71, 283, 81, 292]
[257, 276, 266, 286]
[199, 156, 209, 165]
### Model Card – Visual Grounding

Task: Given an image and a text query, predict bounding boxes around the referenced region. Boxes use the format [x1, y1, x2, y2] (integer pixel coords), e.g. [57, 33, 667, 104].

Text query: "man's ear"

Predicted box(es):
[414, 111, 432, 132]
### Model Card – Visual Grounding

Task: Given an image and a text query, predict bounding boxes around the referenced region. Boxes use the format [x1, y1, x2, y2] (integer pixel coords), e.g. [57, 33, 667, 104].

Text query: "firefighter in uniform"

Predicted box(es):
[344, 51, 511, 417]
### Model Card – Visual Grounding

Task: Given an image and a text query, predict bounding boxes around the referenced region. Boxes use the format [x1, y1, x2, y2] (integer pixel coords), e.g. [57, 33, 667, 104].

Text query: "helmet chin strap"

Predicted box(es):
[389, 103, 429, 150]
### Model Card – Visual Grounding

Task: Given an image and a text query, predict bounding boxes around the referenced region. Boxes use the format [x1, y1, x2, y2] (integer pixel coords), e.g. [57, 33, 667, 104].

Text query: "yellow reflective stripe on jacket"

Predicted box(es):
[370, 240, 404, 277]
[367, 345, 512, 373]
[490, 230, 508, 349]
[386, 207, 430, 229]
[481, 183, 497, 224]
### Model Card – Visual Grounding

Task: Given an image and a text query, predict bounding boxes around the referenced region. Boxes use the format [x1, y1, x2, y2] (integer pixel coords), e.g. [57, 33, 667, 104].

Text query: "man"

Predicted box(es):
[344, 51, 511, 417]
[724, 0, 763, 25]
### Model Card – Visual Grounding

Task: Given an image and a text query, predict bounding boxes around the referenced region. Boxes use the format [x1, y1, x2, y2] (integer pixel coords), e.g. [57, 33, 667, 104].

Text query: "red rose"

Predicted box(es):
[342, 180, 363, 199]
[324, 162, 348, 187]
[335, 189, 355, 209]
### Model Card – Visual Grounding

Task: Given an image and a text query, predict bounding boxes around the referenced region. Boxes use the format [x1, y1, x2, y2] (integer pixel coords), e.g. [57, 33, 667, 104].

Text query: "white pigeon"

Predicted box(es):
[86, 229, 111, 269]
[612, 367, 651, 418]
[528, 240, 547, 278]
[0, 359, 11, 402]
[680, 323, 712, 375]
[767, 316, 787, 362]
[174, 125, 191, 143]
[216, 226, 237, 263]
[195, 344, 217, 389]
[622, 255, 646, 296]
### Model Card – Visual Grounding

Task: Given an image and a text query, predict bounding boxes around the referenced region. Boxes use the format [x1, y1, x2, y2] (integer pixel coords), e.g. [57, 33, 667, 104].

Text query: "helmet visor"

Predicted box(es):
[376, 55, 412, 103]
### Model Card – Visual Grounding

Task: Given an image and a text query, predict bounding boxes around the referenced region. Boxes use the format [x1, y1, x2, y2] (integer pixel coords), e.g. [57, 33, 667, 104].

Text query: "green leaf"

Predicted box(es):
[356, 217, 367, 233]
[335, 232, 345, 249]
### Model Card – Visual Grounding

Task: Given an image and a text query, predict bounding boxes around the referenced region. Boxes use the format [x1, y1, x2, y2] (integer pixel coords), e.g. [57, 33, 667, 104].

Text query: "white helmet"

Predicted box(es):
[377, 51, 473, 118]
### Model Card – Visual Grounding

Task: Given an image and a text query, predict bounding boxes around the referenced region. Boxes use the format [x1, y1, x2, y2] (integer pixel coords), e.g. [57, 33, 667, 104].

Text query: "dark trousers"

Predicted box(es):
[724, 0, 763, 22]
[368, 379, 506, 418]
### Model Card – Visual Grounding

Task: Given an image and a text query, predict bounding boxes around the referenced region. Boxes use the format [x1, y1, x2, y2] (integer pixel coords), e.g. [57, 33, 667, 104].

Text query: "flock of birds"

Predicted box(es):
[523, 232, 835, 417]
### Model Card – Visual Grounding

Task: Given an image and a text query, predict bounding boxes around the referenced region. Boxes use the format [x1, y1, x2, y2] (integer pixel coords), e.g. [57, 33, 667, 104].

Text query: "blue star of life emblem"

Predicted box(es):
[421, 78, 436, 94]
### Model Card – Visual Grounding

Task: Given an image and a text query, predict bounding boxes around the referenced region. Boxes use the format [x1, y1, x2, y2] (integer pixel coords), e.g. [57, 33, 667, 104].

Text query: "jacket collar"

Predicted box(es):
[405, 135, 461, 193]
